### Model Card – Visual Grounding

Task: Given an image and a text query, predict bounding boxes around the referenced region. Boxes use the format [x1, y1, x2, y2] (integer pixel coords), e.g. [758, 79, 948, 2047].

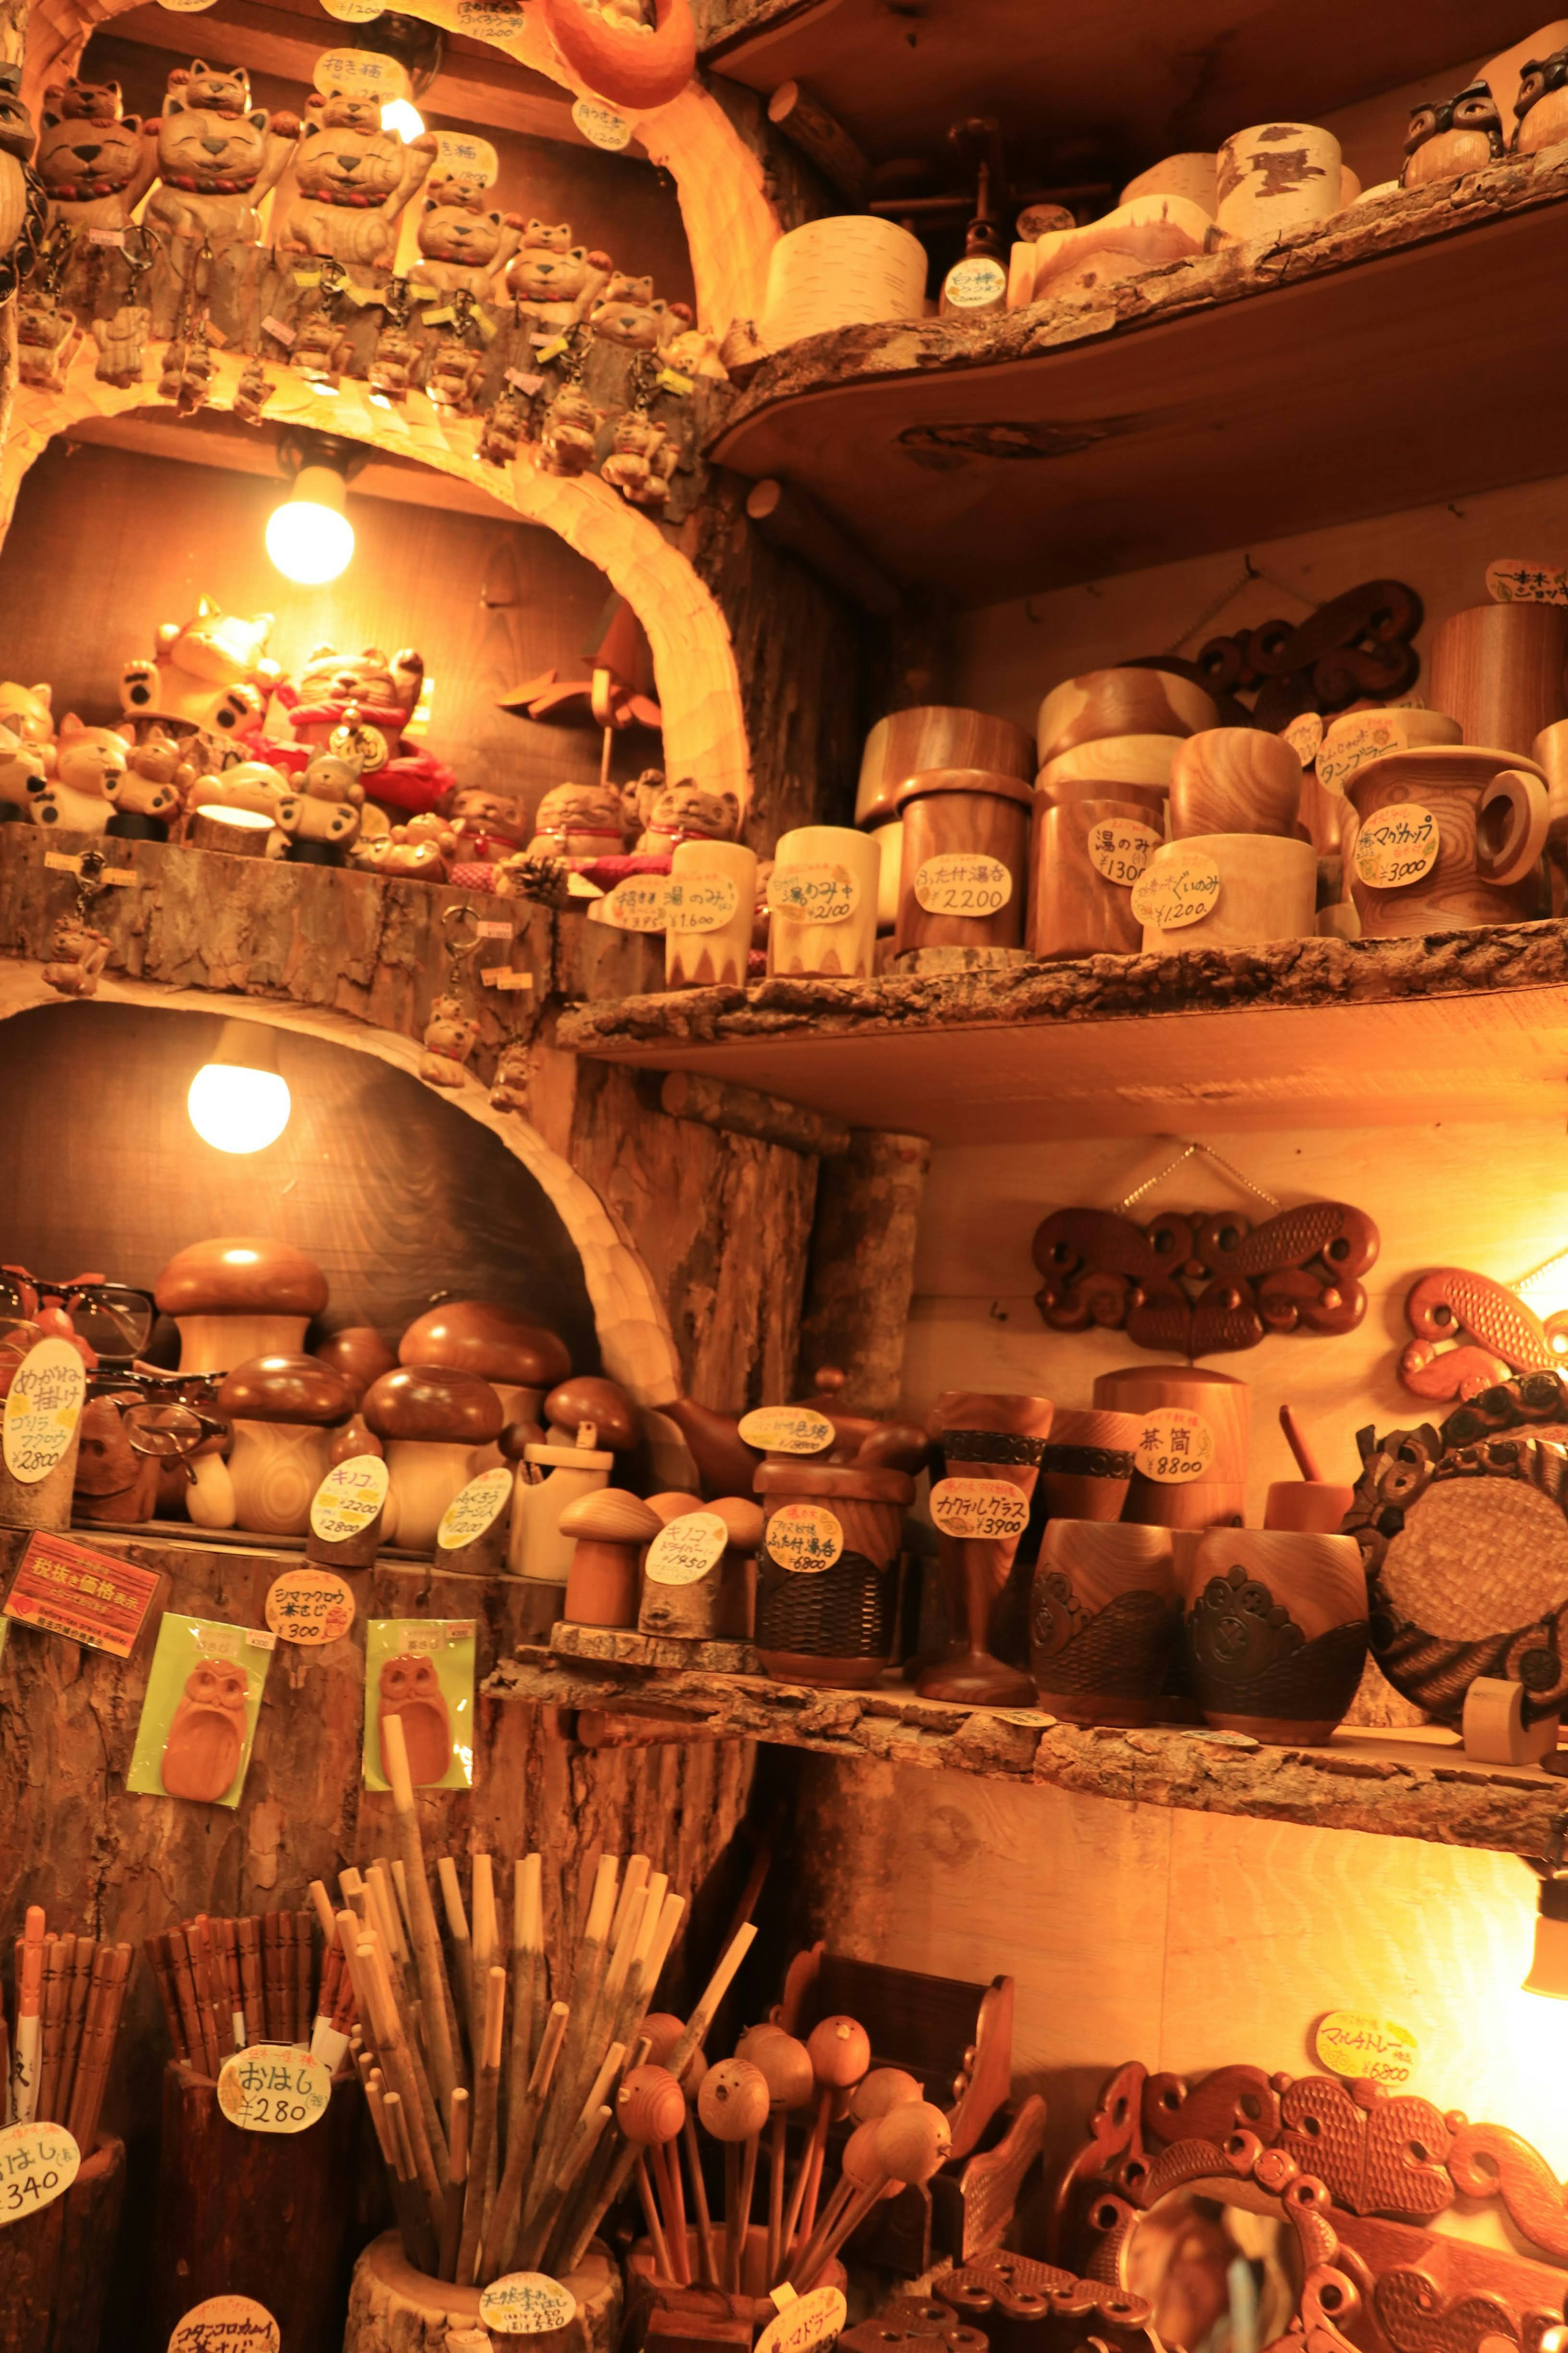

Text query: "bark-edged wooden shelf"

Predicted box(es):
[557, 918, 1568, 1144]
[710, 151, 1568, 605]
[492, 1647, 1568, 1860]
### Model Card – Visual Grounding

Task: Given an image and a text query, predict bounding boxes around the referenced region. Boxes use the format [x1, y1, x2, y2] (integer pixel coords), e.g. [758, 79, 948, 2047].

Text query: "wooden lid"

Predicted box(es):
[156, 1238, 327, 1317]
[894, 765, 1035, 814]
[858, 707, 1036, 823]
[546, 1376, 640, 1450]
[217, 1352, 354, 1425]
[399, 1302, 571, 1387]
[363, 1364, 505, 1443]
[559, 1487, 662, 1542]
[313, 1326, 398, 1404]
[756, 1461, 914, 1505]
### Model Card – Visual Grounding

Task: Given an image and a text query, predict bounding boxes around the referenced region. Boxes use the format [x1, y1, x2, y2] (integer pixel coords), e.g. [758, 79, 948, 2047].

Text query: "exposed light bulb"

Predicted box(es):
[265, 461, 354, 585]
[381, 95, 424, 141]
[187, 1020, 292, 1155]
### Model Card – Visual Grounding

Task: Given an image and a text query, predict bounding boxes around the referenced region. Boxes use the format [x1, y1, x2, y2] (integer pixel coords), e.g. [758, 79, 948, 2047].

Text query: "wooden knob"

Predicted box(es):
[850, 2065, 922, 2122]
[697, 2056, 771, 2141]
[807, 2014, 871, 2089]
[640, 2012, 685, 2068]
[617, 2063, 686, 2145]
[743, 2029, 813, 2109]
[874, 2101, 951, 2185]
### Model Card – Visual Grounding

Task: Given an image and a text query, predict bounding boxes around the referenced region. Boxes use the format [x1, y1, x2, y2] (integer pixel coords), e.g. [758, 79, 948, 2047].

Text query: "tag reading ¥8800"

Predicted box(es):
[765, 1504, 843, 1574]
[1134, 1411, 1215, 1483]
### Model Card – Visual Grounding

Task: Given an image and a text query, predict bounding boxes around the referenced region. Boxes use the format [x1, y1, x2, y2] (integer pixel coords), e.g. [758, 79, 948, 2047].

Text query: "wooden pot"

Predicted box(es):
[766, 826, 881, 979]
[1035, 1405, 1144, 1521]
[1181, 1527, 1368, 1744]
[1168, 729, 1301, 839]
[1092, 1365, 1249, 1532]
[1036, 669, 1216, 766]
[1428, 603, 1568, 756]
[1264, 1479, 1354, 1532]
[1138, 832, 1317, 949]
[1216, 122, 1342, 236]
[755, 1461, 912, 1687]
[0, 2135, 124, 2353]
[347, 2230, 619, 2353]
[1030, 1521, 1177, 1726]
[1035, 734, 1182, 792]
[857, 707, 1034, 826]
[666, 840, 758, 991]
[1026, 782, 1166, 960]
[227, 1419, 335, 1538]
[894, 768, 1031, 955]
[1344, 747, 1551, 935]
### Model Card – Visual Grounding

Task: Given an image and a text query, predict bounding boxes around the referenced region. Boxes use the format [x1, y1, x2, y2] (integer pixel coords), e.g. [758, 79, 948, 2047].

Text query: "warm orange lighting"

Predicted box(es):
[1525, 1878, 1568, 1998]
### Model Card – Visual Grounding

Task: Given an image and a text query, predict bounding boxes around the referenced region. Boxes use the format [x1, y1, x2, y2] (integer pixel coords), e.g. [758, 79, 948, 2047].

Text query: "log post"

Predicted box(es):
[797, 1131, 931, 1415]
[0, 2136, 125, 2353]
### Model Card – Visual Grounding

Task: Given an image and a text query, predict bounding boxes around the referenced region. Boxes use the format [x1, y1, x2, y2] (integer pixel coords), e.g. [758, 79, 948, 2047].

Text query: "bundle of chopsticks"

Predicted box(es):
[3, 1905, 132, 2150]
[144, 1910, 356, 2076]
[315, 1709, 757, 2291]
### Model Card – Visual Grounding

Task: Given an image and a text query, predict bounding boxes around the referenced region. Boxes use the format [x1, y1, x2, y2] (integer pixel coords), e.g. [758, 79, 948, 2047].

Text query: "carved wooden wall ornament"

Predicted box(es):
[1399, 1267, 1563, 1403]
[1128, 581, 1424, 732]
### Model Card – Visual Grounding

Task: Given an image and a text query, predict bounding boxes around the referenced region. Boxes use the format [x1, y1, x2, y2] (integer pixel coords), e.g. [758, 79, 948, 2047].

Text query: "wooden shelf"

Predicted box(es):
[710, 153, 1568, 606]
[556, 918, 1568, 1145]
[492, 1648, 1568, 1860]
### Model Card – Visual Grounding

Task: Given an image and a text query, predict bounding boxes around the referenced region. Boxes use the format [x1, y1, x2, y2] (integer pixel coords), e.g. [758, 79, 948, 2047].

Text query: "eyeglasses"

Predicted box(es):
[0, 1267, 156, 1362]
[88, 1371, 228, 1473]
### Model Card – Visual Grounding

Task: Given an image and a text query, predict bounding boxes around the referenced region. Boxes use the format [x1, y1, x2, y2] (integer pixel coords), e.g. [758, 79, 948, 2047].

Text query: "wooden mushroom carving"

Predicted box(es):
[216, 1353, 354, 1537]
[313, 1325, 398, 1404]
[540, 0, 697, 113]
[363, 1365, 505, 1551]
[400, 1301, 570, 1429]
[545, 1375, 640, 1455]
[155, 1236, 328, 1371]
[561, 1487, 661, 1626]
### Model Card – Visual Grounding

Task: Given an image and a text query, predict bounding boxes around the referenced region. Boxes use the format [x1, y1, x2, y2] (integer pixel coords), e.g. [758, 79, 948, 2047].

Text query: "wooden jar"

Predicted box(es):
[766, 825, 881, 979]
[347, 2231, 619, 2353]
[1344, 747, 1551, 935]
[666, 839, 758, 990]
[1428, 603, 1568, 756]
[1092, 1365, 1248, 1531]
[1180, 1528, 1368, 1744]
[1137, 833, 1317, 949]
[1030, 1522, 1178, 1726]
[1036, 668, 1216, 767]
[754, 1460, 912, 1687]
[894, 768, 1032, 956]
[1035, 1404, 1144, 1521]
[857, 707, 1034, 827]
[1216, 123, 1343, 236]
[0, 2135, 124, 2353]
[1027, 781, 1166, 960]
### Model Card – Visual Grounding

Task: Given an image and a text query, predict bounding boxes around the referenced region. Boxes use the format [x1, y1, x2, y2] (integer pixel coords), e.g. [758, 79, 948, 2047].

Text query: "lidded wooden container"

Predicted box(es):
[894, 767, 1031, 955]
[754, 1460, 913, 1687]
[857, 706, 1034, 827]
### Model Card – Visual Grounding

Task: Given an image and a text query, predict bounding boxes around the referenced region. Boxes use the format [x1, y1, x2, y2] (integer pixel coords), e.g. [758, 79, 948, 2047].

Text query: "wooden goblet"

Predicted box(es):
[918, 1391, 1052, 1706]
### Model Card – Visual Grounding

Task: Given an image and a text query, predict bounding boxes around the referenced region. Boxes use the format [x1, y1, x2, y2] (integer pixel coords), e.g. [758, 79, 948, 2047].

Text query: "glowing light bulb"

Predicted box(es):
[187, 1021, 292, 1155]
[381, 96, 424, 141]
[265, 462, 354, 585]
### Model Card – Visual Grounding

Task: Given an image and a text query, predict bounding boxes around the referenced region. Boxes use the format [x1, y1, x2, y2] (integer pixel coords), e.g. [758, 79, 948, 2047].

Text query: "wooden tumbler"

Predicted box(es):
[1181, 1527, 1367, 1744]
[1035, 1404, 1145, 1521]
[767, 826, 881, 979]
[1035, 668, 1217, 766]
[1168, 730, 1302, 839]
[1092, 1365, 1249, 1532]
[1428, 603, 1568, 757]
[894, 768, 1031, 955]
[1036, 734, 1183, 792]
[666, 840, 758, 990]
[1344, 747, 1551, 935]
[1137, 832, 1317, 949]
[857, 707, 1034, 827]
[1030, 1521, 1178, 1726]
[755, 1461, 913, 1687]
[1027, 782, 1167, 960]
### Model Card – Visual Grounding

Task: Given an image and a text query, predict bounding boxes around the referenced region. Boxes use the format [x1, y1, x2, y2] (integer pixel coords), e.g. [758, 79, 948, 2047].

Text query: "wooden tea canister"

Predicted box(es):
[767, 825, 881, 979]
[1030, 1521, 1178, 1725]
[0, 2134, 125, 2353]
[1035, 1404, 1145, 1521]
[754, 1459, 912, 1687]
[1092, 1364, 1249, 1531]
[1428, 603, 1568, 756]
[1036, 668, 1217, 767]
[1344, 747, 1551, 935]
[1168, 730, 1302, 839]
[1027, 781, 1167, 960]
[1180, 1527, 1368, 1744]
[894, 768, 1031, 956]
[1035, 734, 1184, 791]
[857, 707, 1034, 827]
[666, 839, 759, 990]
[1136, 832, 1317, 949]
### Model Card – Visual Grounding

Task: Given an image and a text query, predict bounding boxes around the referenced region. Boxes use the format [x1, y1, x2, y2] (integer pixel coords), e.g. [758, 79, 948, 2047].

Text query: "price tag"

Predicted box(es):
[1353, 802, 1440, 890]
[4, 1530, 162, 1657]
[664, 874, 740, 932]
[217, 2047, 332, 2134]
[1487, 558, 1568, 607]
[310, 1454, 388, 1543]
[738, 1406, 835, 1456]
[479, 2273, 579, 2336]
[264, 1568, 354, 1647]
[646, 1512, 729, 1585]
[87, 226, 127, 246]
[319, 0, 384, 19]
[314, 47, 409, 99]
[766, 1503, 843, 1575]
[436, 1466, 512, 1552]
[913, 853, 1012, 916]
[1317, 716, 1413, 792]
[1131, 851, 1222, 931]
[261, 315, 296, 347]
[2, 1339, 85, 1485]
[433, 129, 498, 188]
[754, 2286, 848, 2353]
[196, 1624, 242, 1659]
[169, 2296, 281, 2353]
[944, 256, 1007, 309]
[1281, 711, 1324, 767]
[0, 2121, 79, 2228]
[596, 877, 670, 931]
[156, 0, 219, 12]
[1134, 1410, 1216, 1483]
[455, 0, 528, 33]
[573, 97, 633, 148]
[767, 863, 856, 924]
[476, 920, 512, 939]
[1087, 820, 1161, 887]
[506, 368, 544, 394]
[1313, 2010, 1418, 2088]
[929, 1478, 1030, 1541]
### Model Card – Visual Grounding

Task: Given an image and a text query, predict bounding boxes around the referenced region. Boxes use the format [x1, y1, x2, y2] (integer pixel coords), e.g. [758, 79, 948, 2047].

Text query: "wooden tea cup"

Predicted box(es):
[1027, 782, 1167, 960]
[1180, 1527, 1368, 1744]
[1137, 832, 1317, 949]
[1264, 1480, 1354, 1532]
[857, 706, 1033, 826]
[1036, 669, 1217, 766]
[1035, 734, 1183, 792]
[1168, 729, 1302, 839]
[1216, 122, 1342, 236]
[1344, 746, 1551, 935]
[1030, 1521, 1177, 1726]
[1034, 1404, 1145, 1519]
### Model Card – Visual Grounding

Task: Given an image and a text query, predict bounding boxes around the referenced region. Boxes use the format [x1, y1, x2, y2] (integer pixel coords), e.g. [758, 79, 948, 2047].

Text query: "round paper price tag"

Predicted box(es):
[437, 1465, 512, 1552]
[664, 874, 740, 932]
[755, 2287, 849, 2353]
[737, 1406, 835, 1456]
[0, 2121, 79, 2229]
[1281, 711, 1324, 768]
[265, 1568, 354, 1647]
[1087, 820, 1161, 887]
[1353, 802, 1440, 890]
[944, 257, 1007, 309]
[767, 863, 857, 924]
[573, 97, 633, 148]
[766, 1503, 843, 1574]
[319, 0, 384, 19]
[1313, 2010, 1418, 2087]
[929, 1477, 1030, 1541]
[1131, 852, 1222, 931]
[314, 46, 410, 98]
[455, 0, 527, 33]
[156, 0, 220, 14]
[3, 1338, 85, 1485]
[1316, 717, 1408, 793]
[646, 1512, 729, 1585]
[598, 877, 670, 932]
[913, 853, 1012, 917]
[1134, 1410, 1215, 1483]
[433, 129, 499, 188]
[218, 2047, 332, 2134]
[479, 2273, 578, 2336]
[169, 2297, 281, 2353]
[310, 1454, 388, 1543]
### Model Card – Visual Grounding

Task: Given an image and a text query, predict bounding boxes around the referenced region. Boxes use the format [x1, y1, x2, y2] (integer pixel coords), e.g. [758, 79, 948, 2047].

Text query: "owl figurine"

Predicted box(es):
[1514, 46, 1568, 154]
[162, 1658, 249, 1802]
[1402, 80, 1505, 187]
[378, 1651, 450, 1786]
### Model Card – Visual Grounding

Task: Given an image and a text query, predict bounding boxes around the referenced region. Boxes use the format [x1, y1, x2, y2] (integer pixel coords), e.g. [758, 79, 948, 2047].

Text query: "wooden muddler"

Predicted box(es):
[457, 1964, 506, 2285]
[380, 1711, 461, 2113]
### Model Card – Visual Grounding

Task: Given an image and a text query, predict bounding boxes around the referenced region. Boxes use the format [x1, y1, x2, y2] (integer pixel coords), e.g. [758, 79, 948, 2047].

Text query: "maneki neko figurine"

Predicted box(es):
[524, 778, 631, 860]
[34, 79, 156, 310]
[276, 91, 436, 286]
[145, 61, 298, 346]
[633, 778, 740, 855]
[120, 600, 280, 757]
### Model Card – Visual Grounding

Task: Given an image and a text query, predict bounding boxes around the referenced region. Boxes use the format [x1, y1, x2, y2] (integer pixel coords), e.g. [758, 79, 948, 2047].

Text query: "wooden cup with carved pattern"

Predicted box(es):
[1030, 1521, 1178, 1725]
[1027, 781, 1167, 960]
[895, 768, 1032, 955]
[665, 839, 757, 990]
[1036, 1405, 1145, 1521]
[1180, 1527, 1368, 1744]
[1345, 748, 1551, 936]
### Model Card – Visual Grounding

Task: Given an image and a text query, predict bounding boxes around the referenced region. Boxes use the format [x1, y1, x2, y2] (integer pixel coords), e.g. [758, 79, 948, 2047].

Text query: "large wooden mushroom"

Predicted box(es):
[399, 1302, 570, 1428]
[216, 1353, 356, 1536]
[156, 1237, 329, 1372]
[313, 1326, 398, 1403]
[363, 1365, 505, 1550]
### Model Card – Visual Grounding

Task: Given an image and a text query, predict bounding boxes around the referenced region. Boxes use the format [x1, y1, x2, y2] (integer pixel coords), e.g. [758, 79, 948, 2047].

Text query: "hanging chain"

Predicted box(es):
[1164, 555, 1327, 657]
[1117, 1139, 1280, 1213]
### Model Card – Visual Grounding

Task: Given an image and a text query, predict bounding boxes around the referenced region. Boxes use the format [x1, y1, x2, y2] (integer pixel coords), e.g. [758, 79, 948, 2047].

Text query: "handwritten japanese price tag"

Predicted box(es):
[169, 2298, 281, 2353]
[767, 863, 857, 924]
[1087, 821, 1161, 887]
[1487, 558, 1568, 607]
[309, 1455, 388, 1543]
[318, 0, 383, 17]
[1281, 711, 1324, 768]
[5, 1531, 163, 1656]
[437, 1466, 512, 1552]
[754, 2286, 848, 2353]
[664, 874, 740, 933]
[1134, 1411, 1215, 1483]
[1314, 2010, 1418, 2087]
[314, 47, 405, 96]
[597, 877, 670, 932]
[572, 98, 633, 148]
[737, 1406, 835, 1456]
[1131, 851, 1222, 931]
[1353, 803, 1439, 890]
[0, 2121, 79, 2229]
[929, 1478, 1029, 1541]
[646, 1512, 729, 1585]
[456, 0, 527, 31]
[766, 1503, 843, 1575]
[479, 2273, 579, 2335]
[156, 0, 219, 13]
[2, 1339, 85, 1485]
[912, 853, 1012, 916]
[218, 2046, 332, 2135]
[264, 1568, 354, 1648]
[1316, 717, 1408, 792]
[433, 129, 498, 187]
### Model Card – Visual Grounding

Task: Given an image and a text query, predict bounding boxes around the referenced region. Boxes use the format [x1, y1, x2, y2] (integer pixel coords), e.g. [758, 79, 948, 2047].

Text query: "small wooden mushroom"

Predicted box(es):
[400, 1302, 570, 1427]
[638, 1493, 763, 1642]
[216, 1353, 355, 1537]
[561, 1488, 662, 1627]
[312, 1325, 398, 1404]
[155, 1236, 328, 1371]
[363, 1365, 505, 1551]
[546, 1375, 641, 1452]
